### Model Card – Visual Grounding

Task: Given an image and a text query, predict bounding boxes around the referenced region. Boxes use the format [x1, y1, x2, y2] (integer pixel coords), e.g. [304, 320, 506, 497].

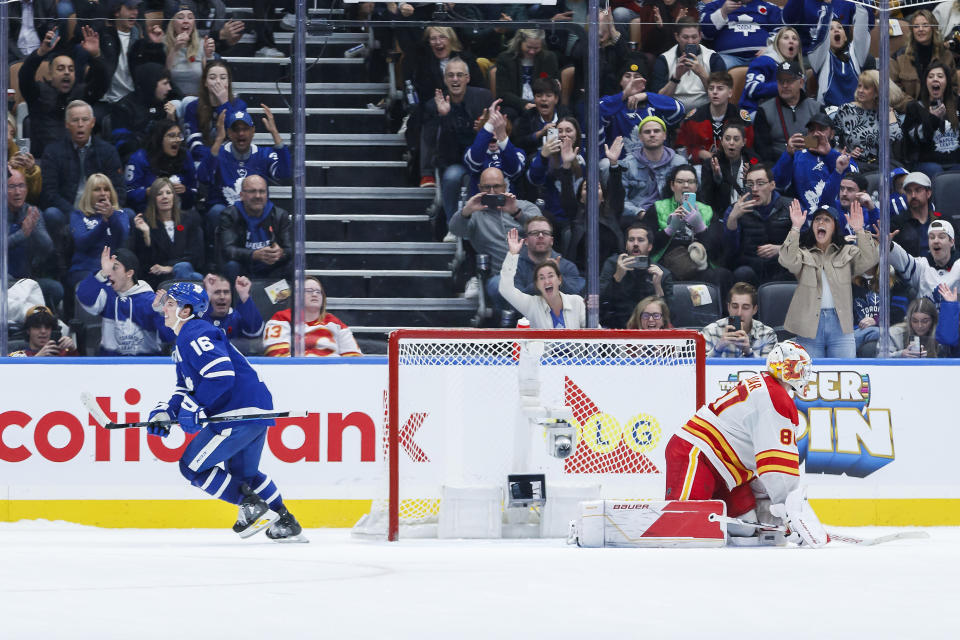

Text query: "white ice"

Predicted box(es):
[1, 522, 957, 639]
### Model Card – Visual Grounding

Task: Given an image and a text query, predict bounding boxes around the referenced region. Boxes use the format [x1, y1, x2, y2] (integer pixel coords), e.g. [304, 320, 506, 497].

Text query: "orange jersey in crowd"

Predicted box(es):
[262, 309, 362, 357]
[676, 372, 800, 504]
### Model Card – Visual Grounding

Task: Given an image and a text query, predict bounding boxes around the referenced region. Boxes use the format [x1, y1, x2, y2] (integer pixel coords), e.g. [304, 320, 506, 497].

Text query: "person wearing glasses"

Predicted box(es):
[721, 163, 793, 287]
[500, 227, 586, 329]
[218, 175, 291, 282]
[625, 296, 671, 330]
[511, 217, 585, 298]
[263, 276, 362, 357]
[125, 120, 198, 213]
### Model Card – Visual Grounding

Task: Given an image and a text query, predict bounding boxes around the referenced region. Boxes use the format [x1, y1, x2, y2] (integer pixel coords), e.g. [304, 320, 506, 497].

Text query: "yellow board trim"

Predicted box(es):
[0, 499, 373, 529]
[810, 499, 960, 526]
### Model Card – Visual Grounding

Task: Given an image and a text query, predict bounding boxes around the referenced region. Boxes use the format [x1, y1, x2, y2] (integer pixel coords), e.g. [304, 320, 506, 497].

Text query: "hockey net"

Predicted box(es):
[353, 329, 705, 540]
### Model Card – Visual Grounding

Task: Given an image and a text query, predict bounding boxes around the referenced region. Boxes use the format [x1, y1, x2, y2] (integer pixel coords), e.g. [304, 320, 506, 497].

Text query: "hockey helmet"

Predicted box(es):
[766, 340, 812, 393]
[161, 282, 209, 317]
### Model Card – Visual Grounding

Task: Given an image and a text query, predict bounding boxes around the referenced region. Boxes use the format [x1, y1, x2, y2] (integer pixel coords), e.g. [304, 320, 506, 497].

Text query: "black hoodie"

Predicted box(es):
[109, 63, 183, 160]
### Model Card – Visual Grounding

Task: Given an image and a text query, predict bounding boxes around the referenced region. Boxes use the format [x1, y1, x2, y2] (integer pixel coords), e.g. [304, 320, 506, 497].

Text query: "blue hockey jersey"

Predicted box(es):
[599, 91, 684, 156]
[772, 148, 858, 212]
[124, 148, 199, 212]
[700, 0, 783, 57]
[182, 96, 249, 163]
[196, 142, 292, 209]
[463, 126, 526, 195]
[201, 296, 264, 340]
[165, 318, 274, 429]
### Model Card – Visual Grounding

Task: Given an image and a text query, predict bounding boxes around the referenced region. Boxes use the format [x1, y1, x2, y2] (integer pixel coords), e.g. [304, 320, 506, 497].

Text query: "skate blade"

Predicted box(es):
[271, 533, 309, 544]
[237, 509, 280, 539]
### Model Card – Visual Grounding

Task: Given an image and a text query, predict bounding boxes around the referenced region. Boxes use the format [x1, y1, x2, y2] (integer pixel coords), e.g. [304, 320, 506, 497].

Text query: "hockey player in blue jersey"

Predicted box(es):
[147, 282, 305, 542]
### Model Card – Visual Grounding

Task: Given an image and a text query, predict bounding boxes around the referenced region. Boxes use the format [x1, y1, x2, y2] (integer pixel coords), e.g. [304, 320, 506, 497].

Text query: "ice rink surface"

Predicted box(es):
[1, 521, 957, 640]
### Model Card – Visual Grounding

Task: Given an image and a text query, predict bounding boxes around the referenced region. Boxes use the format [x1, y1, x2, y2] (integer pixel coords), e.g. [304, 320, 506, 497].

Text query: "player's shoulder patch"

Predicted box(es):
[762, 373, 799, 424]
[739, 109, 752, 123]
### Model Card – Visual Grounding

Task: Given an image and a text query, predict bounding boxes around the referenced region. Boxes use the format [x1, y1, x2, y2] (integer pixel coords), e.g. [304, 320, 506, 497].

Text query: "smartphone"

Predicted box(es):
[545, 128, 559, 143]
[682, 191, 697, 213]
[626, 255, 650, 269]
[684, 44, 700, 58]
[728, 316, 742, 331]
[51, 325, 62, 342]
[481, 193, 507, 208]
[803, 133, 819, 150]
[50, 27, 60, 48]
[911, 336, 921, 352]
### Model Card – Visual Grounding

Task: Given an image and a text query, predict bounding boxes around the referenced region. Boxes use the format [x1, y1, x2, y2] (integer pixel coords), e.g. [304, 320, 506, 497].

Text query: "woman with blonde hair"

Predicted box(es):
[626, 296, 671, 330]
[740, 27, 804, 116]
[834, 70, 907, 169]
[494, 29, 560, 117]
[67, 173, 131, 293]
[163, 4, 215, 96]
[890, 297, 941, 357]
[891, 9, 955, 99]
[132, 178, 204, 288]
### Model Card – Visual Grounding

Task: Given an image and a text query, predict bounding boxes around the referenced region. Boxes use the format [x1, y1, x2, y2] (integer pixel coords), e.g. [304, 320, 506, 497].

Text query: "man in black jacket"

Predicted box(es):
[600, 223, 673, 328]
[218, 175, 292, 281]
[40, 99, 125, 235]
[19, 26, 109, 158]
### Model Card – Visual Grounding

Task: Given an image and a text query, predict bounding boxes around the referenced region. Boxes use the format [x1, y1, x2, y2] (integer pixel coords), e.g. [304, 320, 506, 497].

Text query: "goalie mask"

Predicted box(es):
[161, 282, 210, 318]
[766, 340, 812, 393]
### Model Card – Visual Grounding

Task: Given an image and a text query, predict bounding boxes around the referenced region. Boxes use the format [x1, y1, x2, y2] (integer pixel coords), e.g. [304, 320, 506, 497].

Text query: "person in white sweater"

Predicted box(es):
[499, 228, 586, 328]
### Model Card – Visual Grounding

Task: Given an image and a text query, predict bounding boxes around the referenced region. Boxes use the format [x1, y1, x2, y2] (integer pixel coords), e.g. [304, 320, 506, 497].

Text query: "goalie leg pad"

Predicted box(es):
[573, 500, 726, 548]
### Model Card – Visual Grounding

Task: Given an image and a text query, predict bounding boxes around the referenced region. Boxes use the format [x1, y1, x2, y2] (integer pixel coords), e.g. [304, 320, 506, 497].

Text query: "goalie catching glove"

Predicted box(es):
[147, 402, 171, 437]
[769, 487, 828, 548]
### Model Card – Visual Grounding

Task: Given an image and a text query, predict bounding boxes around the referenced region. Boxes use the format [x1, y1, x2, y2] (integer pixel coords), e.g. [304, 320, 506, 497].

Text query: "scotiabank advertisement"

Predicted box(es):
[1, 358, 958, 526]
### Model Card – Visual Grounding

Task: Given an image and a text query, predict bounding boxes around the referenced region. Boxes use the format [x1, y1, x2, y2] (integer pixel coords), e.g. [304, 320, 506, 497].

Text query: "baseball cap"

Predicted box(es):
[226, 109, 255, 129]
[776, 60, 803, 79]
[23, 305, 57, 330]
[806, 112, 834, 129]
[929, 219, 954, 240]
[165, 0, 198, 18]
[113, 248, 141, 280]
[890, 167, 909, 180]
[902, 171, 932, 189]
[811, 205, 841, 222]
[637, 115, 667, 134]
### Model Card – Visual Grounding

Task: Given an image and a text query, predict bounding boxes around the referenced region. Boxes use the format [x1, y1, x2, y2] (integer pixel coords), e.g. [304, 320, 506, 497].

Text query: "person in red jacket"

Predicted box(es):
[675, 70, 753, 165]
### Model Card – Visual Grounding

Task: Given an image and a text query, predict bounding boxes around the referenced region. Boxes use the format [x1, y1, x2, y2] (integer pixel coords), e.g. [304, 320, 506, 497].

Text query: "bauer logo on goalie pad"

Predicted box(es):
[573, 500, 726, 548]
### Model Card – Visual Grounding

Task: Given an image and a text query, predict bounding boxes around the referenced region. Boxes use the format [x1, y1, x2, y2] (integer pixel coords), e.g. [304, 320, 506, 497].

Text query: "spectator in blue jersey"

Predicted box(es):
[772, 112, 857, 213]
[76, 246, 164, 355]
[835, 173, 879, 236]
[600, 60, 685, 158]
[510, 77, 573, 157]
[852, 265, 910, 353]
[67, 173, 131, 299]
[108, 62, 181, 160]
[463, 99, 526, 199]
[807, 6, 872, 109]
[620, 115, 688, 225]
[493, 28, 560, 120]
[722, 163, 794, 286]
[888, 167, 910, 218]
[125, 120, 198, 213]
[131, 177, 204, 289]
[752, 61, 826, 162]
[40, 100, 126, 235]
[783, 0, 870, 55]
[199, 273, 264, 346]
[649, 17, 726, 113]
[902, 61, 960, 177]
[834, 71, 907, 171]
[218, 175, 292, 282]
[699, 0, 783, 69]
[740, 27, 805, 117]
[182, 59, 247, 163]
[196, 104, 290, 243]
[526, 116, 583, 237]
[891, 172, 939, 258]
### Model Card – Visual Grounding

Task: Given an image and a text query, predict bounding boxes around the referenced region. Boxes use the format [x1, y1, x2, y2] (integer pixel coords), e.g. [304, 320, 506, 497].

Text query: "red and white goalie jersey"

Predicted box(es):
[676, 372, 800, 505]
[262, 309, 362, 357]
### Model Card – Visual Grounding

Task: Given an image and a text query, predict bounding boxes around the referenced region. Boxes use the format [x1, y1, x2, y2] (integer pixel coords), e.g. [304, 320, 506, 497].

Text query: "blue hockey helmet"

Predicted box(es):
[161, 282, 209, 317]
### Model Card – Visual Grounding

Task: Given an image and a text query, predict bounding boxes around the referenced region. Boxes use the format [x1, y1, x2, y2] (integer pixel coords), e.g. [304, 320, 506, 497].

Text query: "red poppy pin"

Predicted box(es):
[539, 72, 548, 78]
[758, 6, 767, 14]
[176, 224, 185, 231]
[189, 56, 196, 63]
[934, 211, 943, 218]
[749, 157, 758, 165]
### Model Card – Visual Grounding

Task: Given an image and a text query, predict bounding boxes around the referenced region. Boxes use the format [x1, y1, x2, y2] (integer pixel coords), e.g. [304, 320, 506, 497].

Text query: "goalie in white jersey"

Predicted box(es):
[665, 340, 828, 547]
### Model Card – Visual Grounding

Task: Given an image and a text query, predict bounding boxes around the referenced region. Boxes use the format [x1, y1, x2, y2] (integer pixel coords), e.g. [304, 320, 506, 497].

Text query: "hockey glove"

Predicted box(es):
[178, 397, 208, 434]
[147, 402, 171, 437]
[770, 487, 828, 548]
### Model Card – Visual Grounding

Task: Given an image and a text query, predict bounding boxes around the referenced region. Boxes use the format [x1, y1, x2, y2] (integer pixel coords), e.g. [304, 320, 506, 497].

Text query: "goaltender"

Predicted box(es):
[664, 340, 828, 547]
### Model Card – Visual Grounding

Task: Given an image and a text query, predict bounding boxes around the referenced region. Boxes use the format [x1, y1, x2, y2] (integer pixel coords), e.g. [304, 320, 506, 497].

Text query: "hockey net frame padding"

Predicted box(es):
[364, 329, 705, 541]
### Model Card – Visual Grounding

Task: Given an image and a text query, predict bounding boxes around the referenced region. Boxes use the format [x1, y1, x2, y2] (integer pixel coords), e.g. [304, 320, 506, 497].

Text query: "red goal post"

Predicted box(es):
[381, 329, 706, 541]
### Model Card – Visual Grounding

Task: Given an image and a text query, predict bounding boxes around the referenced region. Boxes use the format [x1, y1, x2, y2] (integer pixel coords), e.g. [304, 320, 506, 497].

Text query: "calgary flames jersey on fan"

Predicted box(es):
[262, 309, 362, 357]
[676, 372, 800, 504]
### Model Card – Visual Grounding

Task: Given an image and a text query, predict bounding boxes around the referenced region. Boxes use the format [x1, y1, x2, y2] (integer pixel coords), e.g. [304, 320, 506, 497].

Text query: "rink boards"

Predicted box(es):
[0, 357, 958, 527]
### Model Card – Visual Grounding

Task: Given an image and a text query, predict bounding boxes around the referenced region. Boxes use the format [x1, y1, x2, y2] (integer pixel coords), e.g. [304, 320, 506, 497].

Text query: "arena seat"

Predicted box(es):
[668, 282, 722, 329]
[757, 281, 797, 340]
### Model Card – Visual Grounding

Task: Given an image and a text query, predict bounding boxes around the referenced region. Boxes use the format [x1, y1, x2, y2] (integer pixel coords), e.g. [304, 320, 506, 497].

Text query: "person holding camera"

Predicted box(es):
[752, 61, 825, 162]
[499, 227, 586, 329]
[722, 163, 794, 287]
[8, 305, 79, 357]
[903, 61, 960, 177]
[650, 17, 725, 113]
[889, 297, 942, 358]
[699, 122, 759, 218]
[600, 223, 673, 328]
[701, 282, 777, 357]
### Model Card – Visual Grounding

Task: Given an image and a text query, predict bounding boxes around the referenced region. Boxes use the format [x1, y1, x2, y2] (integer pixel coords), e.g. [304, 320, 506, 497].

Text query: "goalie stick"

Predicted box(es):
[708, 513, 931, 546]
[80, 392, 306, 430]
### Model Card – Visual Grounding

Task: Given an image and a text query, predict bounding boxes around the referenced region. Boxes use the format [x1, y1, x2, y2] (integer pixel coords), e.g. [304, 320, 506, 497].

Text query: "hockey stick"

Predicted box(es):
[708, 513, 931, 546]
[80, 392, 306, 430]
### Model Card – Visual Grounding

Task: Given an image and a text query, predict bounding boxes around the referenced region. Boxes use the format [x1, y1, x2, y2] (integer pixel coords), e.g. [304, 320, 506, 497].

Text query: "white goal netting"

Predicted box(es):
[354, 329, 705, 540]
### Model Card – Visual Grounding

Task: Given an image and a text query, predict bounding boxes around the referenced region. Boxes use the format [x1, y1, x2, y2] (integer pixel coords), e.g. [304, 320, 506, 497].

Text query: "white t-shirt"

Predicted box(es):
[105, 30, 135, 103]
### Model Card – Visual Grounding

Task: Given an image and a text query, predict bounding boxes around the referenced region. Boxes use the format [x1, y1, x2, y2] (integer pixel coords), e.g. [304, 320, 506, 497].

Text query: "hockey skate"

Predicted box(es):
[233, 484, 279, 539]
[266, 507, 308, 543]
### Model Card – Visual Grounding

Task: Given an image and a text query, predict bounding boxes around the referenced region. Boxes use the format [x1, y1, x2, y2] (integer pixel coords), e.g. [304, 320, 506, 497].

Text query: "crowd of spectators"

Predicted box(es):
[7, 1, 960, 359]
